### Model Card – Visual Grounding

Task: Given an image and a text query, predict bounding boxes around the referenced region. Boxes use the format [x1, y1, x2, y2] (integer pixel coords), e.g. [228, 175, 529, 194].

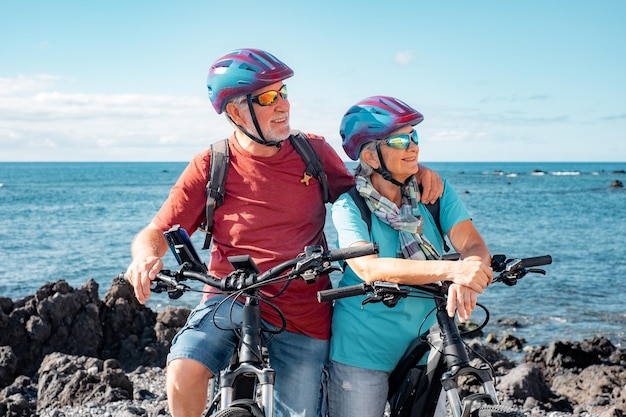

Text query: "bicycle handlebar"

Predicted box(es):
[317, 283, 371, 303]
[219, 242, 379, 292]
[518, 255, 553, 268]
[119, 241, 380, 296]
[326, 244, 381, 263]
[317, 254, 552, 303]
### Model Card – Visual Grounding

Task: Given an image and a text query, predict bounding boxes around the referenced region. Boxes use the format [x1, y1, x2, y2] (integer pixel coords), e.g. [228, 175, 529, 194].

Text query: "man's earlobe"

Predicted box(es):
[225, 103, 243, 123]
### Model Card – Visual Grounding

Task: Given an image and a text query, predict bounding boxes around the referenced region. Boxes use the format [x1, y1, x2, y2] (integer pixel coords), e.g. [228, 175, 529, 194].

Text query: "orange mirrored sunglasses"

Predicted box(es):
[250, 85, 288, 106]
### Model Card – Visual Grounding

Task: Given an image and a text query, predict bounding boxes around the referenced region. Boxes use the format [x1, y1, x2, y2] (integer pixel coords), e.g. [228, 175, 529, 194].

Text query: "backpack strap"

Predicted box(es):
[200, 138, 229, 250]
[418, 184, 449, 252]
[348, 186, 372, 231]
[347, 185, 450, 253]
[289, 131, 329, 203]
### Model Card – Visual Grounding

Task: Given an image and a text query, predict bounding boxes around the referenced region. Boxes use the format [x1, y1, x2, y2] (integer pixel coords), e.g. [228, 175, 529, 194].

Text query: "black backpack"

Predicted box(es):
[346, 186, 450, 253]
[199, 131, 329, 249]
[387, 327, 446, 417]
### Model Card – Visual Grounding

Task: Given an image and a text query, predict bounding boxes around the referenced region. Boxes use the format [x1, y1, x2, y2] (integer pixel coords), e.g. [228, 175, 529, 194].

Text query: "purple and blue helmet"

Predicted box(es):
[207, 48, 294, 114]
[340, 96, 424, 160]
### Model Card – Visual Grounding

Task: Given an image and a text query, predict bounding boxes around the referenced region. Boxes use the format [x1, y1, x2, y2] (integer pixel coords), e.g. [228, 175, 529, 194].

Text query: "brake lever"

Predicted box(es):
[151, 281, 171, 293]
[151, 274, 190, 299]
[361, 292, 405, 307]
[362, 293, 384, 306]
[498, 277, 518, 286]
[361, 283, 408, 307]
[493, 269, 524, 286]
[294, 248, 342, 283]
[320, 265, 342, 274]
[382, 294, 403, 307]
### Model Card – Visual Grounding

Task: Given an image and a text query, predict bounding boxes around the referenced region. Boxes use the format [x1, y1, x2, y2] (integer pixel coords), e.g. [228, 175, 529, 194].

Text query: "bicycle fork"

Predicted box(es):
[218, 297, 276, 417]
[433, 298, 499, 417]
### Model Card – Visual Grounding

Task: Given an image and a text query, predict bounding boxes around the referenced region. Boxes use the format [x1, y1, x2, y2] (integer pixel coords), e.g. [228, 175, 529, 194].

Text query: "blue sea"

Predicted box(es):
[1, 162, 625, 351]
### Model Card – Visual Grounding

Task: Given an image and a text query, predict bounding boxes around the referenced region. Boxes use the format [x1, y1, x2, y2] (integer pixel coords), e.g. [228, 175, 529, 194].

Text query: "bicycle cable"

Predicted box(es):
[206, 288, 289, 365]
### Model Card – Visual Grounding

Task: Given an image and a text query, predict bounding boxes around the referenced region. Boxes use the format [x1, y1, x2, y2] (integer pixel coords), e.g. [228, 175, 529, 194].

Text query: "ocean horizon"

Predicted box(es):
[1, 161, 624, 351]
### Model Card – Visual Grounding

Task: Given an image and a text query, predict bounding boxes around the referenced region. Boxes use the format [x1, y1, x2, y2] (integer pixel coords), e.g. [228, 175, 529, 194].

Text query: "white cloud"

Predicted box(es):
[0, 75, 618, 162]
[0, 75, 231, 161]
[0, 74, 61, 95]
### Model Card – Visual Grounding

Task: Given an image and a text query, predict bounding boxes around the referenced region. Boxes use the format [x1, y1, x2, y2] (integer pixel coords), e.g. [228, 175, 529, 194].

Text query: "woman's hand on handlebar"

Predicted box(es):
[446, 256, 493, 294]
[447, 283, 478, 321]
[445, 256, 492, 320]
[125, 255, 163, 304]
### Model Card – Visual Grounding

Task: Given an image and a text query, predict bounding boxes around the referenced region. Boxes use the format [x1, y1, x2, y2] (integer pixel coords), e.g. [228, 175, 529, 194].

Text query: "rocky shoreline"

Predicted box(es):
[0, 278, 624, 417]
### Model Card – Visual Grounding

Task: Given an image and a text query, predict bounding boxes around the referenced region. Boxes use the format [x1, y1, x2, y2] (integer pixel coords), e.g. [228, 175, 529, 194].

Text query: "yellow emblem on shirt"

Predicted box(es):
[300, 173, 312, 186]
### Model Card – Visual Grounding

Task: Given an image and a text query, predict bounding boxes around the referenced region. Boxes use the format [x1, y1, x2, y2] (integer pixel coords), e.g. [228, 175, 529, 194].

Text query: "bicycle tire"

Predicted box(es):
[212, 406, 256, 417]
[471, 404, 526, 417]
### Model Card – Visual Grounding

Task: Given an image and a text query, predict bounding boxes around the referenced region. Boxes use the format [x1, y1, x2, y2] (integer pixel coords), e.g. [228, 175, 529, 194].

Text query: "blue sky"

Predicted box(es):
[1, 1, 624, 162]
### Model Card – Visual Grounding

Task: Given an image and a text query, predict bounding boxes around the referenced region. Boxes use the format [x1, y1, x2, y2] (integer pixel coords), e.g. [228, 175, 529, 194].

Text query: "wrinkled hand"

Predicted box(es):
[446, 283, 478, 321]
[416, 165, 444, 204]
[125, 255, 163, 304]
[445, 256, 493, 320]
[447, 257, 492, 293]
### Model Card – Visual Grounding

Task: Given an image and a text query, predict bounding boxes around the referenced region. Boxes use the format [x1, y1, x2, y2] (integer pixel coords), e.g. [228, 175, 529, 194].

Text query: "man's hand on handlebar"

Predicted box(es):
[125, 255, 163, 304]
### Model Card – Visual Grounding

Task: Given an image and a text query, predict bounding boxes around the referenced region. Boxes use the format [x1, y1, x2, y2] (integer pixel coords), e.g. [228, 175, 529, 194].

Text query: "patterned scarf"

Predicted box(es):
[356, 175, 441, 260]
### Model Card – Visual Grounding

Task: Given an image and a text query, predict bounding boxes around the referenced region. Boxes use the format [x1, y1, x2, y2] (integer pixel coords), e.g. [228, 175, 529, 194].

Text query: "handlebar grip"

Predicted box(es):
[520, 255, 552, 268]
[317, 283, 370, 303]
[327, 243, 379, 262]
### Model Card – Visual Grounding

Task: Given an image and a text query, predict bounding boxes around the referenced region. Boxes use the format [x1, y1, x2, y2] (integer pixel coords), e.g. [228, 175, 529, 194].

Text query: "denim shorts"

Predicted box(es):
[327, 360, 390, 417]
[327, 360, 447, 417]
[168, 296, 330, 417]
[167, 295, 241, 373]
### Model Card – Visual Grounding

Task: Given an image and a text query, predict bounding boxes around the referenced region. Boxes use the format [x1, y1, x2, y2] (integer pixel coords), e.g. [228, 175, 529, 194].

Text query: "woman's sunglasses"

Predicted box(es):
[250, 85, 288, 106]
[383, 130, 419, 149]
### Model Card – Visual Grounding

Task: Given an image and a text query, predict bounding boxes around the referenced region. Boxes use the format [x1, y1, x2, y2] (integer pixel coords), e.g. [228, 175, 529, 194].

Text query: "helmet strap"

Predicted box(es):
[373, 143, 405, 188]
[225, 114, 262, 146]
[244, 95, 282, 148]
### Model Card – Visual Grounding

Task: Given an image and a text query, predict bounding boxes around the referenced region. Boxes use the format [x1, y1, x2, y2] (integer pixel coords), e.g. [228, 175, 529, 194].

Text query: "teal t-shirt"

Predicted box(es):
[329, 178, 471, 371]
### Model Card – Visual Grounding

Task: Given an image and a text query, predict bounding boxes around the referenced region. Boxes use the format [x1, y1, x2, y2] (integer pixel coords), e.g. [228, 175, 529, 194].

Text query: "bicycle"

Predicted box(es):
[316, 253, 552, 417]
[120, 225, 379, 417]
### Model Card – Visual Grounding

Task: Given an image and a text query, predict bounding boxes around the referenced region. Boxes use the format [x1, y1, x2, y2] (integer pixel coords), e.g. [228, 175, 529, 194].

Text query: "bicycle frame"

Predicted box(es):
[435, 300, 500, 417]
[388, 284, 499, 417]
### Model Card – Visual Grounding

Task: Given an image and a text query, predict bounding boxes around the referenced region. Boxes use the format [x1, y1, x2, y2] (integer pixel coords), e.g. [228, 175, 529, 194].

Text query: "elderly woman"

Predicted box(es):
[327, 96, 493, 417]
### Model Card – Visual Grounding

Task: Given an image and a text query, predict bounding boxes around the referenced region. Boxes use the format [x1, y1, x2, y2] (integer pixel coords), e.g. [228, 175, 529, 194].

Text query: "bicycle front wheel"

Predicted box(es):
[212, 406, 256, 417]
[471, 404, 526, 417]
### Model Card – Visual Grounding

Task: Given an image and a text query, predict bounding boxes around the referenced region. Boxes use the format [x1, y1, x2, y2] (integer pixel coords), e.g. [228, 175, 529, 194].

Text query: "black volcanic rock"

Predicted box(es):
[0, 278, 624, 416]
